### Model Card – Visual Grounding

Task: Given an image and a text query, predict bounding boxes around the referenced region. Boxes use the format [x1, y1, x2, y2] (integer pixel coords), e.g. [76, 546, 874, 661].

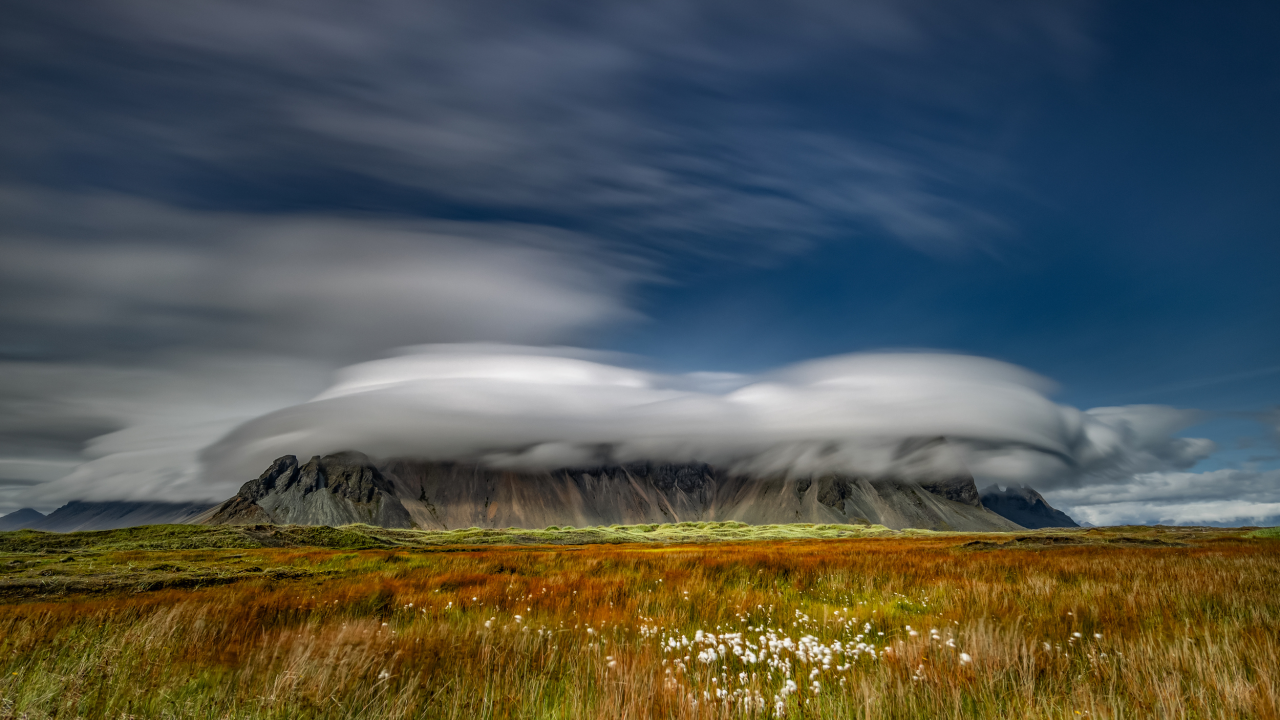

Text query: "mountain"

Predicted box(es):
[200, 452, 1024, 532]
[23, 501, 216, 533]
[979, 484, 1078, 529]
[195, 452, 412, 528]
[0, 508, 46, 531]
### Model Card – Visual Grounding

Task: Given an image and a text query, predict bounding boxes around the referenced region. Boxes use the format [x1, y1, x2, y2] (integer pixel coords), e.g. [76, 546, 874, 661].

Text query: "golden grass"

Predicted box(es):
[1, 531, 1278, 719]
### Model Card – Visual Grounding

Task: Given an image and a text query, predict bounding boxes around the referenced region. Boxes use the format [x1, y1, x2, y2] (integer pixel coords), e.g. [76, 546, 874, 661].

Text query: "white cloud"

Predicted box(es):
[199, 345, 1213, 504]
[1071, 405, 1216, 480]
[1047, 468, 1280, 527]
[0, 189, 642, 361]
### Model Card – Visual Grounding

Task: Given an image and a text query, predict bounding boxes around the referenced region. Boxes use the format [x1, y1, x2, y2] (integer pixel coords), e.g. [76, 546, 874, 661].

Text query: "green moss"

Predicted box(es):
[0, 525, 258, 553]
[0, 519, 970, 554]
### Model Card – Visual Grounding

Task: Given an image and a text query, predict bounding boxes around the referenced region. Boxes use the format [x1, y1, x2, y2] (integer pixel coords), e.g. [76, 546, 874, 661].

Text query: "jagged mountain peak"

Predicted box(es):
[203, 454, 1023, 532]
[201, 452, 413, 528]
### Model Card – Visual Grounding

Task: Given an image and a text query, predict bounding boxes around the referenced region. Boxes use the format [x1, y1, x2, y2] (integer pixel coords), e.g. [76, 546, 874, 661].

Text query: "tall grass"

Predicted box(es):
[1, 534, 1278, 718]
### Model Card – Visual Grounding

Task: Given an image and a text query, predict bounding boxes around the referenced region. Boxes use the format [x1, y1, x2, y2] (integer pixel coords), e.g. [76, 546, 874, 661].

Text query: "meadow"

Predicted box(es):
[1, 523, 1277, 719]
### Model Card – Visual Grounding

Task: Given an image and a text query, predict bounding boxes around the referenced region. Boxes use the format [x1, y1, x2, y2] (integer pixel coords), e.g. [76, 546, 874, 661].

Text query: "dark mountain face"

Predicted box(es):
[200, 453, 1024, 532]
[197, 452, 414, 528]
[916, 476, 983, 507]
[979, 484, 1079, 529]
[0, 508, 46, 531]
[16, 501, 214, 533]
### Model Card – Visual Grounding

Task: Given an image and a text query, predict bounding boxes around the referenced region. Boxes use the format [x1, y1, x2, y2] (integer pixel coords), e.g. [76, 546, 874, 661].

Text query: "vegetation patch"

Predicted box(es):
[0, 526, 1273, 719]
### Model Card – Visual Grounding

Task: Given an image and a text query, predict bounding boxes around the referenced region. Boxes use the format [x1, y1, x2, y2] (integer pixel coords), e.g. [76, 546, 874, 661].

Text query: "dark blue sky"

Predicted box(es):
[0, 0, 1276, 518]
[613, 1, 1280, 468]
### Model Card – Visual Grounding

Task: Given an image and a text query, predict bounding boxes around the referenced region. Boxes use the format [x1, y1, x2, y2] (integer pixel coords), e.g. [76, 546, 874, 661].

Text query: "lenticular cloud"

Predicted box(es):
[199, 345, 1212, 488]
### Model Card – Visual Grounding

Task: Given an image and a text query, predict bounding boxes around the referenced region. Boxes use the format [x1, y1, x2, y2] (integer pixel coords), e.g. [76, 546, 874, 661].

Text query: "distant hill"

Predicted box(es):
[979, 484, 1078, 529]
[197, 452, 1024, 532]
[20, 501, 215, 533]
[0, 508, 46, 531]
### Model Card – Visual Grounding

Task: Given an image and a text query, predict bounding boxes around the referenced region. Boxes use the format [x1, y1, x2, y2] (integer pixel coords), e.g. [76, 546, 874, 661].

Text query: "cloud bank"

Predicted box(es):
[1, 192, 644, 510]
[1054, 468, 1280, 527]
[200, 345, 1213, 503]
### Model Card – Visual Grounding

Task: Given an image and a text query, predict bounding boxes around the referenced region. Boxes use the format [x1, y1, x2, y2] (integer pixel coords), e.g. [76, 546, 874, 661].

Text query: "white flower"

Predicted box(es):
[959, 653, 972, 664]
[378, 669, 391, 680]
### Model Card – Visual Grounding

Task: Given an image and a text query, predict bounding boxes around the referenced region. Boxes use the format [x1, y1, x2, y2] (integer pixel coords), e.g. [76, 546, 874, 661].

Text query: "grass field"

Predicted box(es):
[0, 523, 1277, 719]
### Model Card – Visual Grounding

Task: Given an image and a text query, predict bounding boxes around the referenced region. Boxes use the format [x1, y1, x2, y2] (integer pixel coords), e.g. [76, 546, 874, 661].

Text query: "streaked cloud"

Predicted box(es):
[1, 0, 1097, 255]
[195, 345, 1209, 504]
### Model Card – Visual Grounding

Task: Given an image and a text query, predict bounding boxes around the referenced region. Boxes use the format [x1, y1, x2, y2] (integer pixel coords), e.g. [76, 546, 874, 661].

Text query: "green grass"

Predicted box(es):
[0, 520, 1263, 556]
[0, 520, 893, 554]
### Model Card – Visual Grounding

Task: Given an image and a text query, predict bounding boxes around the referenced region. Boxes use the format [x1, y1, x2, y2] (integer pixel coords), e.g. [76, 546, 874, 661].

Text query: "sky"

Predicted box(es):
[1, 0, 1277, 525]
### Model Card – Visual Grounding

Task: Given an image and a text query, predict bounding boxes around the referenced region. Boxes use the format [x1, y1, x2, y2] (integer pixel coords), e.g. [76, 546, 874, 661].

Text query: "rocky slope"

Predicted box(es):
[195, 452, 413, 528]
[979, 484, 1078, 529]
[201, 452, 1024, 532]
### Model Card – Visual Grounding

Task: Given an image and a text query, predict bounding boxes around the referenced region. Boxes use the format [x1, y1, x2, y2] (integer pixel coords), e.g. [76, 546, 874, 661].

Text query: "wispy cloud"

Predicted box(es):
[0, 191, 645, 511]
[1, 0, 1097, 256]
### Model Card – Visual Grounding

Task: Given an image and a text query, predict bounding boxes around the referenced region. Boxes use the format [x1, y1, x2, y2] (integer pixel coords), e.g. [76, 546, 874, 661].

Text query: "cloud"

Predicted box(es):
[1052, 468, 1280, 527]
[198, 345, 1209, 503]
[1, 0, 1098, 255]
[6, 355, 331, 509]
[1070, 405, 1215, 481]
[0, 189, 642, 364]
[0, 192, 645, 512]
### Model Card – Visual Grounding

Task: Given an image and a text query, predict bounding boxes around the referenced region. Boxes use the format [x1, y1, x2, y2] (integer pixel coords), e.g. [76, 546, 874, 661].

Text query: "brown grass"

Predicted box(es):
[1, 532, 1278, 719]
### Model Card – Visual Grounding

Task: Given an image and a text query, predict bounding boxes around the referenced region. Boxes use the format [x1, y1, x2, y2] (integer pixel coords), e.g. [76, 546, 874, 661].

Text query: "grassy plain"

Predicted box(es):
[0, 523, 1277, 719]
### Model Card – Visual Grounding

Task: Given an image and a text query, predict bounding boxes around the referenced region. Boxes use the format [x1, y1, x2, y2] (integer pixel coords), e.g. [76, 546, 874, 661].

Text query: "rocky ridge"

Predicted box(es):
[196, 452, 413, 528]
[200, 452, 1025, 532]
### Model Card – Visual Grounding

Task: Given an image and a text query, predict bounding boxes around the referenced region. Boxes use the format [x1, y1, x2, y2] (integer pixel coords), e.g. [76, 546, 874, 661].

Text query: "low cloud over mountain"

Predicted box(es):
[199, 346, 1213, 508]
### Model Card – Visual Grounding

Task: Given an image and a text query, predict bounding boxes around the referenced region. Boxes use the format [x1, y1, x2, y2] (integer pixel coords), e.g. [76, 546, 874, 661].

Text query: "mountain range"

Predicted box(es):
[0, 453, 1081, 533]
[196, 451, 1028, 531]
[0, 501, 214, 532]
